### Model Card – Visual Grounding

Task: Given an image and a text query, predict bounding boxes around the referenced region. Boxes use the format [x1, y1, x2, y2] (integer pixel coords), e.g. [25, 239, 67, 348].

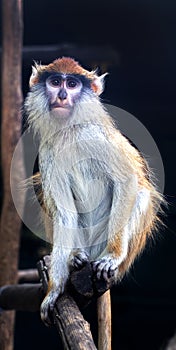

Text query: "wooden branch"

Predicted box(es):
[0, 261, 114, 349]
[54, 293, 97, 350]
[0, 264, 114, 313]
[0, 283, 98, 349]
[0, 284, 43, 312]
[40, 259, 113, 350]
[17, 269, 40, 283]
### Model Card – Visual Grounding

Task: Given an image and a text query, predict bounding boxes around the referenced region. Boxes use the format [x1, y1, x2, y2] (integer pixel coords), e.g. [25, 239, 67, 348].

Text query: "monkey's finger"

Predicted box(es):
[92, 258, 118, 280]
[92, 259, 107, 279]
[103, 263, 118, 280]
[70, 250, 89, 269]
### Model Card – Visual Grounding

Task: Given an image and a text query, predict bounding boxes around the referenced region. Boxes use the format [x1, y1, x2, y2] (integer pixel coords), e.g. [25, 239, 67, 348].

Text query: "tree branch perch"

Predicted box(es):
[0, 258, 114, 350]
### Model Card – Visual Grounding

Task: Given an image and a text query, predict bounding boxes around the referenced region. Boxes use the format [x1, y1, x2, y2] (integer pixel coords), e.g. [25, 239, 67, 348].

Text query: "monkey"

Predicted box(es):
[24, 57, 163, 325]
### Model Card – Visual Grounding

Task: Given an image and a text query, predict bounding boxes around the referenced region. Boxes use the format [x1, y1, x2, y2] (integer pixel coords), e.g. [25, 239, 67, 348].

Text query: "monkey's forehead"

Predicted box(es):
[36, 57, 96, 80]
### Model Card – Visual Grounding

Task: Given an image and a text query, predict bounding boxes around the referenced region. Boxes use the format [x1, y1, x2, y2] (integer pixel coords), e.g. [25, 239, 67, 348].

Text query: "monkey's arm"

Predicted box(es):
[92, 132, 160, 281]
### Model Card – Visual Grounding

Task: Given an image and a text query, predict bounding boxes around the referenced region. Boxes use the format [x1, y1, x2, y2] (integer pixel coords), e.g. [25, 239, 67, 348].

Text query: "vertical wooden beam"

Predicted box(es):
[0, 1, 23, 349]
[97, 290, 112, 350]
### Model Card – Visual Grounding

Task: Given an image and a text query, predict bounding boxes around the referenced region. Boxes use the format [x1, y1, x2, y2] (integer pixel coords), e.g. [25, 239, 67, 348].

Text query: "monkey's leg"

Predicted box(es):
[40, 248, 89, 325]
[40, 246, 71, 325]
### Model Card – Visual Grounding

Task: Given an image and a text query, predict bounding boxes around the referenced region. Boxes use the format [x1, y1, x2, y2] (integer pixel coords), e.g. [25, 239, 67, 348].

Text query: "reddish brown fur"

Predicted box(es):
[46, 57, 95, 79]
[34, 57, 97, 84]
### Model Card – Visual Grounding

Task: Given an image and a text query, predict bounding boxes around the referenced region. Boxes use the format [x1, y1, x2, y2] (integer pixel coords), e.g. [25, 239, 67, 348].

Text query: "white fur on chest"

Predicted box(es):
[39, 125, 115, 255]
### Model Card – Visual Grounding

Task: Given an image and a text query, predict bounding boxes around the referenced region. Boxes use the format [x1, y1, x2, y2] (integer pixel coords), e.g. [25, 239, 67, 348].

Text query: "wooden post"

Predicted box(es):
[0, 1, 23, 349]
[97, 290, 112, 350]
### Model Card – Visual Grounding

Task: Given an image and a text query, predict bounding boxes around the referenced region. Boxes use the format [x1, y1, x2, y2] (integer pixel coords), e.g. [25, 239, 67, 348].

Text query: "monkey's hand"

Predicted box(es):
[40, 282, 65, 326]
[69, 249, 89, 270]
[92, 255, 119, 282]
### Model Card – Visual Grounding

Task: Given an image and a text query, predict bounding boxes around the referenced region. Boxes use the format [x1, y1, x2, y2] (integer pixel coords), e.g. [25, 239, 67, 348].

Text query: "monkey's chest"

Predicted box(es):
[40, 154, 114, 251]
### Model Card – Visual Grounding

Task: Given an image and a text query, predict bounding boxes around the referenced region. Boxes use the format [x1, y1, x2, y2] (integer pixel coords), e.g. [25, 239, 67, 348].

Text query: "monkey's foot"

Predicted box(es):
[69, 249, 89, 270]
[40, 287, 64, 326]
[92, 256, 118, 281]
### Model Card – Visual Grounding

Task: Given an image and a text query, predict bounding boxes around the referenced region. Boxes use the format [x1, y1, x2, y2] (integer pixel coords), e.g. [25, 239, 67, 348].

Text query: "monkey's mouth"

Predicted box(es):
[50, 101, 70, 110]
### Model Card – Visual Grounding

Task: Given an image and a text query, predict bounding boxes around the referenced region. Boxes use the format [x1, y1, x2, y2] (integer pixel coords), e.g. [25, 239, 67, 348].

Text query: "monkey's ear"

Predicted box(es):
[91, 73, 108, 96]
[29, 62, 44, 87]
[29, 64, 40, 87]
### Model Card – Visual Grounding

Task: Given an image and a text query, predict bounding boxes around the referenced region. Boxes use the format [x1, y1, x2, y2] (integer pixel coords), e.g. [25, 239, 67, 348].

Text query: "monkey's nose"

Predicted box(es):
[58, 88, 67, 100]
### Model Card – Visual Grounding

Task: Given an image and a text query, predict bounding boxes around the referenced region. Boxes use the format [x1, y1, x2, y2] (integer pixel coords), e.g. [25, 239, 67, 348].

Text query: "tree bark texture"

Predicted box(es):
[0, 1, 23, 349]
[54, 293, 97, 350]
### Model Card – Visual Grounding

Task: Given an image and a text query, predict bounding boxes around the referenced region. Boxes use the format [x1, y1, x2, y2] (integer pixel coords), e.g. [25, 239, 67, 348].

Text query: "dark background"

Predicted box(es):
[1, 0, 176, 349]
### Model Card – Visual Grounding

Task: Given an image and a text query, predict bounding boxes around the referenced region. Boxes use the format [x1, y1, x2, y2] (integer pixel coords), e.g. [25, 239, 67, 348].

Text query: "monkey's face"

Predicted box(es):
[26, 58, 107, 129]
[45, 74, 85, 118]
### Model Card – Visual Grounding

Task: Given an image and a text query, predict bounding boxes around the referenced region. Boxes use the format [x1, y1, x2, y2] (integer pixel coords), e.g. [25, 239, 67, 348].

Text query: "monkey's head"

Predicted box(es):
[28, 57, 107, 121]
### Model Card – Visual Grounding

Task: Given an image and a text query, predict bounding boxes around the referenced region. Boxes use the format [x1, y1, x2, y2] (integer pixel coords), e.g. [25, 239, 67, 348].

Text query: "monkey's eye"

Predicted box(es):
[49, 78, 61, 87]
[66, 78, 79, 89]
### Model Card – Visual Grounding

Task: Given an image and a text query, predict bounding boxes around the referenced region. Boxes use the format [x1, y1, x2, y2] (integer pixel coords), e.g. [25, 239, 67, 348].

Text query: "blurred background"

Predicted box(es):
[0, 0, 176, 349]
